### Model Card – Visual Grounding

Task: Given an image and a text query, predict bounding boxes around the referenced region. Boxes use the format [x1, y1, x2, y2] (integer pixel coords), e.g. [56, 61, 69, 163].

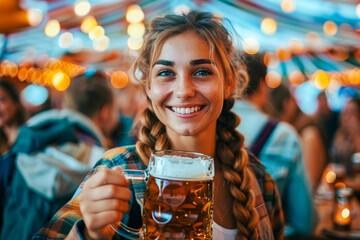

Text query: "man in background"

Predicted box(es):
[1, 72, 122, 240]
[233, 53, 318, 237]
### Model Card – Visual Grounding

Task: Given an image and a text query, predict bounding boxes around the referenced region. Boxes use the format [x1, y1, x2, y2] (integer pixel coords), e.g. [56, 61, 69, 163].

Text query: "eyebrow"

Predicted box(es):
[190, 59, 215, 66]
[153, 58, 215, 67]
[153, 60, 174, 67]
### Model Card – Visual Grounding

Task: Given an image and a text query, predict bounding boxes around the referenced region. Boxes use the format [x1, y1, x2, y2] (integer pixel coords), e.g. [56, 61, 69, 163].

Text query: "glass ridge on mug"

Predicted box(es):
[111, 150, 215, 240]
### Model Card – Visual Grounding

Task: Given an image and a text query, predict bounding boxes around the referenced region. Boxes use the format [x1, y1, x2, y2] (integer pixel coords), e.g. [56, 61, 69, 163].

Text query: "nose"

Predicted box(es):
[174, 74, 195, 99]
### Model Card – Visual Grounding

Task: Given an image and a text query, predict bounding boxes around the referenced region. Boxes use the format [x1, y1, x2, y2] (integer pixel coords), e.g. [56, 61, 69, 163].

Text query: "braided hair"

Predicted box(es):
[133, 11, 259, 239]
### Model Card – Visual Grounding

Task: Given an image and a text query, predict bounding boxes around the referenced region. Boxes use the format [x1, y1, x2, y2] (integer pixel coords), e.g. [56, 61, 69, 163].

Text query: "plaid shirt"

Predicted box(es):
[33, 145, 284, 240]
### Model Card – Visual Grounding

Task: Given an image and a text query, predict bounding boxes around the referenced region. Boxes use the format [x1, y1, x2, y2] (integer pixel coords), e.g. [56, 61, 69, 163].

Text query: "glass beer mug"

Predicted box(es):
[111, 150, 215, 240]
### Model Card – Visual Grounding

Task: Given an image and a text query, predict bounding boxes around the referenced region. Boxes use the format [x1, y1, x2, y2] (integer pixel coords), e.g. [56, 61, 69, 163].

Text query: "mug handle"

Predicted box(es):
[110, 169, 148, 239]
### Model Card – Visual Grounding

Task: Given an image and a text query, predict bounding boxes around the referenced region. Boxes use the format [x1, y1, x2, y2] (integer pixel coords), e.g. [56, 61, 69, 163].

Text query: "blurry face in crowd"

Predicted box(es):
[100, 99, 119, 138]
[0, 87, 19, 127]
[340, 100, 360, 130]
[147, 31, 228, 139]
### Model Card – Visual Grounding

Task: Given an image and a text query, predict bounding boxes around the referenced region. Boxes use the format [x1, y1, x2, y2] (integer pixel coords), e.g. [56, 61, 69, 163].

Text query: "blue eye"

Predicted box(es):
[158, 70, 173, 77]
[195, 70, 212, 76]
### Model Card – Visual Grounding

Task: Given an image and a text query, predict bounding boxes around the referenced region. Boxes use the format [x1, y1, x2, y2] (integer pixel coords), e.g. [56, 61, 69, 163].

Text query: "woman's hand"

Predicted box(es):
[79, 166, 132, 240]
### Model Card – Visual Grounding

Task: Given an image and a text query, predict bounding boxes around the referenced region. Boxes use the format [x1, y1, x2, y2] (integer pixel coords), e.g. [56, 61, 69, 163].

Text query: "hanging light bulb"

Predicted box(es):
[261, 17, 277, 35]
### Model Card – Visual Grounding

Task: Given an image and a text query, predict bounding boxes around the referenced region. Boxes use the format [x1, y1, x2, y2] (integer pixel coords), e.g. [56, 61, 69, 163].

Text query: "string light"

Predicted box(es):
[74, 0, 91, 17]
[93, 35, 110, 51]
[281, 0, 295, 13]
[127, 36, 143, 50]
[81, 16, 97, 33]
[265, 71, 282, 88]
[127, 22, 145, 37]
[44, 19, 60, 38]
[323, 21, 338, 36]
[89, 26, 105, 40]
[261, 17, 277, 35]
[59, 32, 73, 48]
[126, 5, 144, 23]
[314, 70, 330, 90]
[111, 71, 129, 89]
[27, 9, 43, 26]
[242, 38, 259, 55]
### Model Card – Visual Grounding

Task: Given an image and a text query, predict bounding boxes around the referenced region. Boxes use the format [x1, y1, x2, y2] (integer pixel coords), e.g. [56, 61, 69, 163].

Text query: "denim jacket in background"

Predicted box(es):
[233, 100, 318, 236]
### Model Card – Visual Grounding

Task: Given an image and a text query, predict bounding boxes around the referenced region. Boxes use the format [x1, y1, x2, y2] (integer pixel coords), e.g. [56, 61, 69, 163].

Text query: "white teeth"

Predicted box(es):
[171, 106, 201, 114]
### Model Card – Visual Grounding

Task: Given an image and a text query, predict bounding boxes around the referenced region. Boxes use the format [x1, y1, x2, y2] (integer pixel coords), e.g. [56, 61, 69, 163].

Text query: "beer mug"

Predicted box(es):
[111, 150, 215, 240]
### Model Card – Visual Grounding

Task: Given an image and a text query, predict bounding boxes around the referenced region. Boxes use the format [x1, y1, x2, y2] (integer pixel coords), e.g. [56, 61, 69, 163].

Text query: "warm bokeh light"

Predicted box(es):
[111, 71, 129, 89]
[289, 70, 305, 86]
[127, 22, 146, 37]
[281, 0, 295, 13]
[314, 70, 330, 90]
[44, 19, 60, 38]
[174, 5, 191, 15]
[242, 38, 259, 55]
[27, 9, 43, 26]
[263, 52, 279, 68]
[323, 21, 338, 36]
[261, 17, 277, 35]
[59, 32, 73, 48]
[74, 0, 91, 17]
[127, 36, 143, 50]
[93, 36, 110, 51]
[89, 26, 105, 40]
[265, 71, 282, 88]
[52, 71, 70, 91]
[326, 170, 336, 183]
[81, 16, 97, 33]
[356, 4, 360, 18]
[342, 208, 350, 219]
[276, 48, 292, 62]
[126, 5, 144, 23]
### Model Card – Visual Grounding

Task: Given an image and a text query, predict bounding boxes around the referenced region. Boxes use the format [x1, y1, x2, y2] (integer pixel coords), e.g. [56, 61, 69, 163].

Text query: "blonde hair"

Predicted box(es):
[133, 11, 258, 239]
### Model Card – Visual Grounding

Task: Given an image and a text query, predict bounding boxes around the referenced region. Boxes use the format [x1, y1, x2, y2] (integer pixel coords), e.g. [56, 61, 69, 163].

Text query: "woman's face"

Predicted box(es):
[148, 31, 228, 139]
[0, 87, 19, 127]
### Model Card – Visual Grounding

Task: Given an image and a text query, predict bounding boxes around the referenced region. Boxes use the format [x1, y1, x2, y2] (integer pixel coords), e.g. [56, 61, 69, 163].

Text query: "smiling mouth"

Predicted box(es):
[170, 106, 204, 114]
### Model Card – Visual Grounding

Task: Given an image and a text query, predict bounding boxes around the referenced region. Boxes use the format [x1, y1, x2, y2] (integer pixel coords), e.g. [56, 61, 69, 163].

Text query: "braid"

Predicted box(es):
[216, 98, 259, 240]
[136, 107, 171, 165]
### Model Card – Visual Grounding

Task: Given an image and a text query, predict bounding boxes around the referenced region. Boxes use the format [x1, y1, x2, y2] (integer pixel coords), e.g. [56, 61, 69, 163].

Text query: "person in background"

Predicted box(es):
[1, 72, 120, 240]
[314, 91, 339, 151]
[0, 78, 26, 154]
[332, 97, 360, 174]
[35, 11, 284, 240]
[269, 83, 328, 192]
[111, 80, 147, 146]
[0, 78, 26, 235]
[233, 53, 317, 237]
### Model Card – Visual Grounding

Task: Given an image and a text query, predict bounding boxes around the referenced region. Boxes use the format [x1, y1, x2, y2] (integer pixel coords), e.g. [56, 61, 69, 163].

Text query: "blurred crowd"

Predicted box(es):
[1, 51, 359, 240]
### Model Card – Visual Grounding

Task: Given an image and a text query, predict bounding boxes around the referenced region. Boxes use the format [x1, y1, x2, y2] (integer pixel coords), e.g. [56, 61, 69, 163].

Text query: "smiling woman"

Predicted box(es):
[34, 11, 284, 240]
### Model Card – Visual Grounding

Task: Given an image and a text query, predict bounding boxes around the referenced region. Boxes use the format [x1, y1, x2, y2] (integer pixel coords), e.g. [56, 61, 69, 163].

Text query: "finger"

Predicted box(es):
[84, 199, 130, 214]
[83, 210, 124, 231]
[85, 169, 129, 189]
[85, 184, 132, 201]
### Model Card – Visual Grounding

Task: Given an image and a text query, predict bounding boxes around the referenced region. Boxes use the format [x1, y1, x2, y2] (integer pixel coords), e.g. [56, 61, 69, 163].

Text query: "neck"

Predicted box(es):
[167, 128, 216, 158]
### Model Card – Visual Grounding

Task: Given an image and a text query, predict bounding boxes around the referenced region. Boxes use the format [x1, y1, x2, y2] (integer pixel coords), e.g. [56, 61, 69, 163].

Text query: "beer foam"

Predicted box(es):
[149, 155, 214, 180]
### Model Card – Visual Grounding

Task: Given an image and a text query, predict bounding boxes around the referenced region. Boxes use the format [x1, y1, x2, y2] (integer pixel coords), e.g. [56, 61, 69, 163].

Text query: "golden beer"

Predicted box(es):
[143, 175, 213, 240]
[111, 151, 214, 240]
